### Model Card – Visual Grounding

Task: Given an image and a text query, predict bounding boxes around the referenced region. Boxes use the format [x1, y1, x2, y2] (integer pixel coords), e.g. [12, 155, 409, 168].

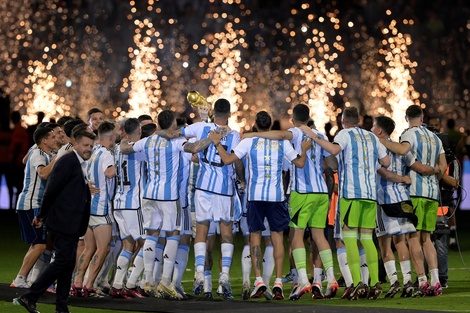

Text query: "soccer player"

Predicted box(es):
[242, 104, 339, 300]
[180, 99, 245, 300]
[11, 127, 58, 288]
[371, 115, 440, 298]
[209, 110, 310, 300]
[109, 118, 147, 298]
[72, 121, 117, 297]
[379, 105, 447, 296]
[303, 107, 390, 300]
[120, 110, 213, 299]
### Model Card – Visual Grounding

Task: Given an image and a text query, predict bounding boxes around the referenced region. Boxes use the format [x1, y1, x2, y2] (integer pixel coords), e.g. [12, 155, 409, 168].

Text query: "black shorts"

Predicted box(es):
[17, 210, 47, 245]
[247, 201, 289, 233]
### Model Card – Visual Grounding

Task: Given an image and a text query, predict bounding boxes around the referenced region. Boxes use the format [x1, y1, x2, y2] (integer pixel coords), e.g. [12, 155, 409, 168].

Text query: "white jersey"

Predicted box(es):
[289, 127, 330, 194]
[133, 135, 187, 201]
[400, 126, 444, 200]
[16, 149, 51, 211]
[233, 137, 298, 202]
[334, 127, 387, 201]
[87, 145, 115, 216]
[182, 122, 240, 196]
[114, 144, 146, 210]
[377, 140, 415, 205]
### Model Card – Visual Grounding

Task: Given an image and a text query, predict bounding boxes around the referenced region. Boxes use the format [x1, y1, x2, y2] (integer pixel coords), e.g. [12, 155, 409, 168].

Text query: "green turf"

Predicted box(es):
[2, 210, 470, 312]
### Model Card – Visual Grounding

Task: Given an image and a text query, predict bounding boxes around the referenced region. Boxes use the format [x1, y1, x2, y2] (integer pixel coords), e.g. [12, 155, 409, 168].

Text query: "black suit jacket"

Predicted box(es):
[37, 151, 91, 237]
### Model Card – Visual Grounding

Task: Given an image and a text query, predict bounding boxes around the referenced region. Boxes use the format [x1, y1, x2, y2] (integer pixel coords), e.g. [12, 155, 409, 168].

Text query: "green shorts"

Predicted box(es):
[339, 198, 377, 229]
[289, 192, 329, 229]
[411, 197, 438, 232]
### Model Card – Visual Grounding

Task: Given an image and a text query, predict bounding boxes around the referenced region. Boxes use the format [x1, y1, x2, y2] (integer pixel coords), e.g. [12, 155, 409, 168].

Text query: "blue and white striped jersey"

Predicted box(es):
[133, 135, 187, 201]
[289, 127, 330, 194]
[334, 127, 387, 201]
[16, 149, 51, 211]
[400, 126, 444, 200]
[377, 140, 415, 205]
[114, 144, 146, 210]
[87, 145, 115, 216]
[233, 138, 298, 202]
[182, 122, 240, 196]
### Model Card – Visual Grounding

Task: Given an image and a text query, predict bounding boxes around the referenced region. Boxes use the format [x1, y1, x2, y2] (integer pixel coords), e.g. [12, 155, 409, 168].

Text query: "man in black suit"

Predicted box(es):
[14, 130, 95, 313]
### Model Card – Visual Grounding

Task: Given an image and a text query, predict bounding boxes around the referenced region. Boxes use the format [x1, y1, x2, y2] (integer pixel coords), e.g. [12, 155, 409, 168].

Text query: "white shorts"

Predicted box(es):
[89, 214, 112, 228]
[239, 215, 270, 237]
[114, 209, 145, 241]
[142, 199, 181, 232]
[194, 190, 233, 223]
[376, 205, 416, 237]
[180, 206, 192, 236]
[208, 219, 238, 236]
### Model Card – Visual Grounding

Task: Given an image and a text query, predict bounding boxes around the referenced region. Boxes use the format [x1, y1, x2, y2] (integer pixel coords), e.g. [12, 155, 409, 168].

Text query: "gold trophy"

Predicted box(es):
[187, 90, 212, 122]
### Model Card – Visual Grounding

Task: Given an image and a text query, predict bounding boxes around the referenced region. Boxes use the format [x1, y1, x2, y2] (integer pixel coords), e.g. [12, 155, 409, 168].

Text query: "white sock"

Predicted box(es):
[262, 245, 274, 286]
[126, 249, 144, 289]
[359, 247, 369, 285]
[161, 236, 180, 286]
[221, 243, 234, 275]
[172, 244, 190, 287]
[194, 242, 206, 274]
[113, 250, 132, 289]
[384, 260, 398, 285]
[337, 247, 353, 286]
[204, 270, 212, 293]
[143, 236, 158, 285]
[29, 250, 52, 283]
[241, 244, 251, 285]
[152, 243, 165, 284]
[399, 260, 412, 284]
[313, 267, 323, 285]
[430, 268, 439, 286]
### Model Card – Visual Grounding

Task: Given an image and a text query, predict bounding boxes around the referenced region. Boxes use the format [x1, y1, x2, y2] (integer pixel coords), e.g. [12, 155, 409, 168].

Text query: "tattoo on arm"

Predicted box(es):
[185, 137, 212, 153]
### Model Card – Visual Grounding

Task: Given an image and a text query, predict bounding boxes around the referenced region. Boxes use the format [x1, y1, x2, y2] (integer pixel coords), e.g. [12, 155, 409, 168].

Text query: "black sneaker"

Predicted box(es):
[341, 284, 354, 300]
[367, 282, 383, 300]
[384, 280, 401, 298]
[203, 292, 214, 300]
[337, 276, 346, 287]
[359, 284, 369, 299]
[348, 282, 366, 300]
[400, 281, 414, 298]
[13, 296, 39, 313]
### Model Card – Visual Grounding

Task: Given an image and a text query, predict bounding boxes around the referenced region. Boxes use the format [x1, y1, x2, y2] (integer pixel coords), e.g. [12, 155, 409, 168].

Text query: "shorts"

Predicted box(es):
[180, 206, 192, 236]
[376, 205, 416, 237]
[411, 197, 438, 232]
[239, 214, 270, 237]
[113, 209, 145, 241]
[17, 209, 47, 245]
[142, 198, 181, 232]
[194, 190, 233, 223]
[339, 198, 377, 229]
[247, 201, 289, 233]
[289, 192, 329, 229]
[208, 219, 237, 236]
[88, 214, 112, 228]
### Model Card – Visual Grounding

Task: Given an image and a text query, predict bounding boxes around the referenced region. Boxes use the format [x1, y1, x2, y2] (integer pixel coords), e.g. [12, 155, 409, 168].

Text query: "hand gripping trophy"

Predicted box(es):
[187, 90, 213, 122]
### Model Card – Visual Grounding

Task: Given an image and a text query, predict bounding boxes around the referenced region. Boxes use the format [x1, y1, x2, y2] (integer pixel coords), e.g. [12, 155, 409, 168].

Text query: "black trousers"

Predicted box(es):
[25, 230, 78, 312]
